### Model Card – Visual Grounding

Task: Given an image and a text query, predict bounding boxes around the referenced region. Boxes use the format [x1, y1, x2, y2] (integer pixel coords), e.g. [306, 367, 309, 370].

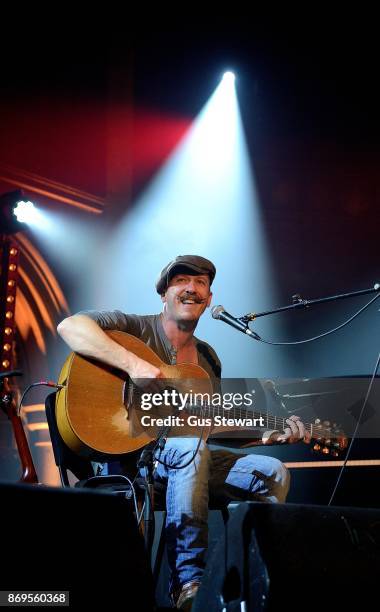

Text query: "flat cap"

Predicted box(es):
[156, 255, 216, 294]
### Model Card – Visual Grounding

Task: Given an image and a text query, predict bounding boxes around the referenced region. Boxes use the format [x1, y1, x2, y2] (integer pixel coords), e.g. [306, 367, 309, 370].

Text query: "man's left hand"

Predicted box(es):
[275, 415, 311, 444]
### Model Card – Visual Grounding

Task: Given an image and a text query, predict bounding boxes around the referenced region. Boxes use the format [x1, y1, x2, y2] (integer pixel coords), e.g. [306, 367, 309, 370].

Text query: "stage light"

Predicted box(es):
[222, 71, 236, 84]
[0, 190, 48, 233]
[0, 190, 34, 234]
[13, 200, 37, 224]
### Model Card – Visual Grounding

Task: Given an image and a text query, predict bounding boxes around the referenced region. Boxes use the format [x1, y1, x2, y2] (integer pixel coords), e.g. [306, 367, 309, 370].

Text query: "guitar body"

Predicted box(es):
[56, 331, 347, 460]
[56, 331, 213, 459]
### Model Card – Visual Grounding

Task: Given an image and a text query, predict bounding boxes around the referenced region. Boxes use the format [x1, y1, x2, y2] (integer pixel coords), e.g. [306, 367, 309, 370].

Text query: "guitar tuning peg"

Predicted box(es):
[322, 447, 329, 455]
[314, 418, 321, 424]
[313, 443, 321, 452]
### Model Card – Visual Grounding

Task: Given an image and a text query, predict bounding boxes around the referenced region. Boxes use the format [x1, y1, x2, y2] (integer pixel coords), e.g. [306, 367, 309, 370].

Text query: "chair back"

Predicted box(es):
[45, 392, 95, 486]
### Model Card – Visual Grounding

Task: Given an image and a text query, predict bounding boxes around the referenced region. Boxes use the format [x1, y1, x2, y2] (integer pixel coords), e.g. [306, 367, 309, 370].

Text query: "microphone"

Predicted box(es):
[211, 305, 259, 339]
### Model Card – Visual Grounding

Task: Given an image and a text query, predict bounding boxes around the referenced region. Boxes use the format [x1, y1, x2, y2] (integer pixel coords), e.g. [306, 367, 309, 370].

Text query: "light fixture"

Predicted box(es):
[13, 200, 36, 224]
[222, 71, 236, 84]
[0, 190, 36, 234]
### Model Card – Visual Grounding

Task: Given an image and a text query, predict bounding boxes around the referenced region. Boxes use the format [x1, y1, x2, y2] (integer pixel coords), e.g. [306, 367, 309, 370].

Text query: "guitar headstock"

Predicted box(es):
[311, 419, 348, 457]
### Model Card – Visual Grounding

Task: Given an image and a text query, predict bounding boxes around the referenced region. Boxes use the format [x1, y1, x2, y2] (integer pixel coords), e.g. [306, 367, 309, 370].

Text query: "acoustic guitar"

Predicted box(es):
[56, 331, 347, 460]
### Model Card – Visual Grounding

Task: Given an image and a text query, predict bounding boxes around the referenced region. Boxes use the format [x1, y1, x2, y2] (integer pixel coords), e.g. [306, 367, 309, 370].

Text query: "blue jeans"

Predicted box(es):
[152, 438, 290, 594]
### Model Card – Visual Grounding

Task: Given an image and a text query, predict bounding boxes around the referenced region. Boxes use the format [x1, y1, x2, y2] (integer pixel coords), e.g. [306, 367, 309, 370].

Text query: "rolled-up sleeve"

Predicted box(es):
[77, 310, 143, 335]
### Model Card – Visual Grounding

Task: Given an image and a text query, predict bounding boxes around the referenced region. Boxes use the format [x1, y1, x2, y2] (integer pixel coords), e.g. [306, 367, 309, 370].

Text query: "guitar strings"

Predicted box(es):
[129, 385, 340, 440]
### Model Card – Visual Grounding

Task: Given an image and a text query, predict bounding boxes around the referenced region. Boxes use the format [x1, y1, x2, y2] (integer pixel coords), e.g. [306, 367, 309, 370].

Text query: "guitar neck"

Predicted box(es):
[186, 402, 329, 437]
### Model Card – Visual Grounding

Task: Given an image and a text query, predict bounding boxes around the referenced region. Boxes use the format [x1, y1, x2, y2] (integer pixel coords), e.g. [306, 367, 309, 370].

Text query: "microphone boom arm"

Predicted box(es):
[242, 283, 380, 322]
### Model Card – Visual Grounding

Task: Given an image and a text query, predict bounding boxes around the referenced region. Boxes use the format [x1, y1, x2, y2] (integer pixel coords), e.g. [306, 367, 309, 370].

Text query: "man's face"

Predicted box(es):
[161, 273, 212, 324]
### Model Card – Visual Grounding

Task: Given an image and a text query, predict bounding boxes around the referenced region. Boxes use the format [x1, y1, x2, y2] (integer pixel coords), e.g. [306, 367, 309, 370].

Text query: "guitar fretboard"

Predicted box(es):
[131, 385, 338, 438]
[185, 401, 331, 437]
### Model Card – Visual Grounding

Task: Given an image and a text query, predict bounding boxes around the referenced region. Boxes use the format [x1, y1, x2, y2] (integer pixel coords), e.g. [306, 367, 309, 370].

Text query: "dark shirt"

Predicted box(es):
[79, 310, 222, 390]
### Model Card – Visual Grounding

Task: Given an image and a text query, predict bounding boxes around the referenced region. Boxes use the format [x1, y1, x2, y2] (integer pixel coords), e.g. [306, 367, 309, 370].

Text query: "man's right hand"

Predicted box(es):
[127, 355, 164, 391]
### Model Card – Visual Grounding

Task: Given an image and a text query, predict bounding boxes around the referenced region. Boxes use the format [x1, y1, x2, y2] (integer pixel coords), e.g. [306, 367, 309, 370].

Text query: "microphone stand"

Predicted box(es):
[241, 283, 380, 324]
[136, 426, 171, 562]
[137, 445, 156, 555]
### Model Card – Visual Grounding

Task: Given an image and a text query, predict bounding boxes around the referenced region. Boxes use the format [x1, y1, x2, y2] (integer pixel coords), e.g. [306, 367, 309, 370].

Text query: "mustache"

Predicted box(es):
[179, 292, 207, 304]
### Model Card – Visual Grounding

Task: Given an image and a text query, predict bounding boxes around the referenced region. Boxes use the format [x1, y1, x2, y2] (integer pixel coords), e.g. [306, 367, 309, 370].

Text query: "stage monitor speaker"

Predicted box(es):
[193, 501, 380, 611]
[1, 482, 154, 610]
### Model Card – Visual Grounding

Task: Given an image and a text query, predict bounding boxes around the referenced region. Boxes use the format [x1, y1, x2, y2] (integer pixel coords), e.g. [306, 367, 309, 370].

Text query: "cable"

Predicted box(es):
[16, 379, 148, 528]
[251, 293, 380, 346]
[113, 473, 139, 522]
[128, 410, 208, 516]
[129, 425, 206, 532]
[16, 381, 142, 517]
[17, 380, 63, 417]
[137, 499, 146, 526]
[20, 382, 146, 526]
[153, 414, 207, 470]
[327, 351, 380, 506]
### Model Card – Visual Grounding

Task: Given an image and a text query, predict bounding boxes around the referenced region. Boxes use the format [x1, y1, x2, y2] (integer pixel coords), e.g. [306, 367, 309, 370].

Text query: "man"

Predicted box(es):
[57, 255, 308, 610]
